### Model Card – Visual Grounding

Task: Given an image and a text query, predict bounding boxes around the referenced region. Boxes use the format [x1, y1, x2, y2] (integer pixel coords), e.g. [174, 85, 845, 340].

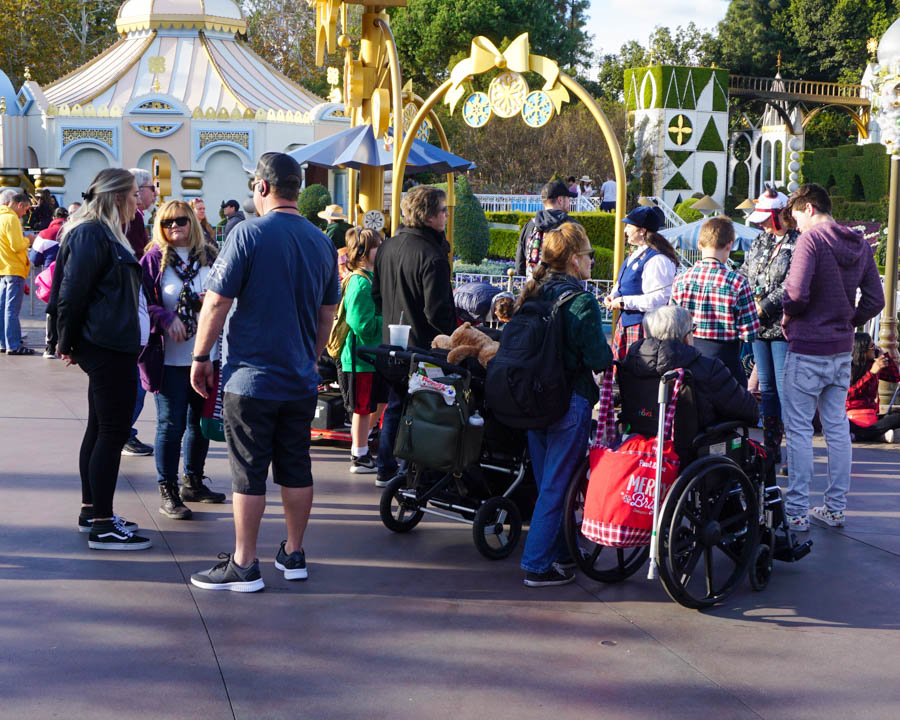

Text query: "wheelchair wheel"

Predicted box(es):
[472, 496, 522, 560]
[563, 458, 649, 583]
[749, 544, 773, 591]
[657, 458, 759, 609]
[380, 475, 424, 533]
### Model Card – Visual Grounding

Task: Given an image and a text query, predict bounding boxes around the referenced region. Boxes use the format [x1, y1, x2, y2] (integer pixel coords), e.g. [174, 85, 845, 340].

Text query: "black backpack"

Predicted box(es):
[484, 288, 585, 429]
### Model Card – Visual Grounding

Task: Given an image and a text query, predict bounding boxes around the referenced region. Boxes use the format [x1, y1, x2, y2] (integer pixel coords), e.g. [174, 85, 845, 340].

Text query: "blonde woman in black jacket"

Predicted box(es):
[56, 168, 152, 551]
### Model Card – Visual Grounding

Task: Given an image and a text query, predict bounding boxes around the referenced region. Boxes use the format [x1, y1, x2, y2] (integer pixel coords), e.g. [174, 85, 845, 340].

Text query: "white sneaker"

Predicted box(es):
[42, 351, 57, 359]
[810, 505, 845, 528]
[884, 429, 895, 444]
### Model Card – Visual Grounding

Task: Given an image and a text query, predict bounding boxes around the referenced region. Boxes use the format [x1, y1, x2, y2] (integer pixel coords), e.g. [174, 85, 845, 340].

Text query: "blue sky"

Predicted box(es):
[587, 0, 729, 57]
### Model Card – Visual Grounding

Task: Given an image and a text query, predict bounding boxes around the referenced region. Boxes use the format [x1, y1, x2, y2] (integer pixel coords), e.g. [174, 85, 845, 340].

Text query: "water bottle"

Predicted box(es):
[468, 411, 484, 427]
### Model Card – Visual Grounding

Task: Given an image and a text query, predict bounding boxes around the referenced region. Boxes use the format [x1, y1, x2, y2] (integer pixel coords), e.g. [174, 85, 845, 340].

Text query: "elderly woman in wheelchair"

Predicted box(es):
[564, 306, 812, 609]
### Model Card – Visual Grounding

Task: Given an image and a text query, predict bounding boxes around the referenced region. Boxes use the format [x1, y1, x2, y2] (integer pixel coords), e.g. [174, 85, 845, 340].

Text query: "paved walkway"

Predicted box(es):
[2, 305, 899, 719]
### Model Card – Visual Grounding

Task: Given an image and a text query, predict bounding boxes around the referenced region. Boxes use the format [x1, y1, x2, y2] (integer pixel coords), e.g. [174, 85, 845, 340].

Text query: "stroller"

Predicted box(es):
[564, 368, 813, 609]
[358, 345, 536, 559]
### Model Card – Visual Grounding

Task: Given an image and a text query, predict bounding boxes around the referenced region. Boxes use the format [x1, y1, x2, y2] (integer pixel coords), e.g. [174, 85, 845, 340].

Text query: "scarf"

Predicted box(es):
[169, 249, 202, 339]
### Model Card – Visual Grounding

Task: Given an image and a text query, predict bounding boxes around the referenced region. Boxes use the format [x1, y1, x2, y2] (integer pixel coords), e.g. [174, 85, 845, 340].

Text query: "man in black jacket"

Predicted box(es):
[514, 180, 578, 277]
[371, 185, 456, 486]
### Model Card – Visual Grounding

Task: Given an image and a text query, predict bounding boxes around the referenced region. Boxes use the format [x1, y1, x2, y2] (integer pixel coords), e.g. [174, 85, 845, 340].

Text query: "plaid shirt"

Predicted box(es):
[672, 259, 760, 342]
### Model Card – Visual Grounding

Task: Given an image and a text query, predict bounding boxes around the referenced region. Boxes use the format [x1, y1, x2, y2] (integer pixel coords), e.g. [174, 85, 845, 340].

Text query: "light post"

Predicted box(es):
[879, 155, 900, 405]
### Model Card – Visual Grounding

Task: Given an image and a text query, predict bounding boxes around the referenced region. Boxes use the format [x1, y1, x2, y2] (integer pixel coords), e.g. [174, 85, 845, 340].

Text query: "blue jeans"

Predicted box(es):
[0, 275, 25, 351]
[783, 351, 852, 515]
[752, 339, 788, 420]
[131, 366, 146, 439]
[376, 387, 405, 479]
[522, 393, 591, 574]
[154, 365, 209, 485]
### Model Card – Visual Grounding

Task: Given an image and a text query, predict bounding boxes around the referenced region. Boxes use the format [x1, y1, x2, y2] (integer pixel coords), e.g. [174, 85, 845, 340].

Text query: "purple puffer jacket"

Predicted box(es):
[781, 221, 884, 356]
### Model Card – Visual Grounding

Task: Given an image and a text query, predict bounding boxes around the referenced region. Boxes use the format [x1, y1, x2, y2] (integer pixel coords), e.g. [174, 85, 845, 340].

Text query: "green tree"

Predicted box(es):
[449, 175, 490, 263]
[388, 0, 594, 88]
[297, 184, 332, 229]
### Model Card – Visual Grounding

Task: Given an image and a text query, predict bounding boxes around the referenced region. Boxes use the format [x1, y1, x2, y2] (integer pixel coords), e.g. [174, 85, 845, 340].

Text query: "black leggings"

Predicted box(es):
[850, 412, 900, 442]
[76, 341, 138, 517]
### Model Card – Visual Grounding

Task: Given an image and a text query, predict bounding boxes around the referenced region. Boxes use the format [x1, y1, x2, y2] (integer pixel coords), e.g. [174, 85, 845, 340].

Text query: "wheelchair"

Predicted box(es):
[564, 368, 812, 609]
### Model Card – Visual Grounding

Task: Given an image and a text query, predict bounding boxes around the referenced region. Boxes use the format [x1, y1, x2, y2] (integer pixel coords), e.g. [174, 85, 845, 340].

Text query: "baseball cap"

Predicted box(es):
[541, 180, 577, 200]
[221, 199, 240, 211]
[622, 205, 665, 232]
[747, 186, 788, 224]
[254, 151, 302, 189]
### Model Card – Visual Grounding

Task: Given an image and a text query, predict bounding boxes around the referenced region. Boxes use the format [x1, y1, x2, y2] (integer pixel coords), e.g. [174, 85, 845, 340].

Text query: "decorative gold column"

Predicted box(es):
[879, 155, 900, 405]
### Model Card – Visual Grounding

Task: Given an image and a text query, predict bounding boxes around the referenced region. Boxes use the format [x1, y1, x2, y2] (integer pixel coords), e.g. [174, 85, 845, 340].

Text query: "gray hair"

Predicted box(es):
[130, 167, 152, 187]
[0, 189, 16, 206]
[643, 306, 693, 342]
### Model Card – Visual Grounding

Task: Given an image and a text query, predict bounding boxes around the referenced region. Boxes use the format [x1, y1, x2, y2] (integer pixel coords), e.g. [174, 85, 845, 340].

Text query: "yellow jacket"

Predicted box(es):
[0, 205, 30, 277]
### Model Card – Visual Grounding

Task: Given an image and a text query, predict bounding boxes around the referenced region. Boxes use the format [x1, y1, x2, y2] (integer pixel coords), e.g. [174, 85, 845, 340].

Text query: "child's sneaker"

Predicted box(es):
[786, 513, 809, 532]
[810, 505, 844, 527]
[349, 452, 377, 474]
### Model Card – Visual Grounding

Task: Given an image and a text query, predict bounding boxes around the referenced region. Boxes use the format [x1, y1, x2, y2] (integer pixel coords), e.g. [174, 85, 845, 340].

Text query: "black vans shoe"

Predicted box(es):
[88, 519, 152, 551]
[78, 511, 138, 534]
[190, 554, 265, 592]
[523, 566, 575, 587]
[274, 541, 308, 580]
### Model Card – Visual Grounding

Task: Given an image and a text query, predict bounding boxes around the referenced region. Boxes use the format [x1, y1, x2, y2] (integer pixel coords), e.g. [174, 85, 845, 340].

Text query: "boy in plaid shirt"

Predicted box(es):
[671, 216, 759, 387]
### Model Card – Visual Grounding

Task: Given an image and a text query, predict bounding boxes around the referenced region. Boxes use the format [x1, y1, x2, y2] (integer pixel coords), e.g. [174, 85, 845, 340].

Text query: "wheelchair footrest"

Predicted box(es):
[773, 534, 813, 563]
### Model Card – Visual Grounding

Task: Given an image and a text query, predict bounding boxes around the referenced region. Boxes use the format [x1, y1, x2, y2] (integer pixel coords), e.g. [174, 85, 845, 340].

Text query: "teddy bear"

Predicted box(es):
[431, 322, 500, 367]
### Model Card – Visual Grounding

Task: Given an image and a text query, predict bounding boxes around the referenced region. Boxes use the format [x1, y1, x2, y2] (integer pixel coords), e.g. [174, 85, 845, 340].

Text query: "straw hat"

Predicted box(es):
[317, 204, 346, 222]
[580, 175, 592, 183]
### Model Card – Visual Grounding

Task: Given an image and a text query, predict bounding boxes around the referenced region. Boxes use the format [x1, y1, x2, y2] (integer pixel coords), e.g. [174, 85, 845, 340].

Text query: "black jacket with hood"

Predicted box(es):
[620, 338, 759, 454]
[371, 224, 456, 350]
[514, 209, 576, 276]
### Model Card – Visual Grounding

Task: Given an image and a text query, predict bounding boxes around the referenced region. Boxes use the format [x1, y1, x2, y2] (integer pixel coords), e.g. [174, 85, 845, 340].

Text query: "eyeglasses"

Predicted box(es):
[577, 249, 595, 261]
[160, 216, 190, 229]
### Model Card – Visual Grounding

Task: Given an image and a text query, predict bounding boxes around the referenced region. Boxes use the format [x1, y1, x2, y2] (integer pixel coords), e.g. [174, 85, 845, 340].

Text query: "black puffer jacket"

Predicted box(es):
[740, 229, 798, 341]
[371, 224, 456, 349]
[620, 338, 759, 449]
[55, 221, 142, 356]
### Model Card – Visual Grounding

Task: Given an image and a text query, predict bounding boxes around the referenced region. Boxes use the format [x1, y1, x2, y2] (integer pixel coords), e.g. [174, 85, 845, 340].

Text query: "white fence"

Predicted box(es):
[475, 194, 602, 214]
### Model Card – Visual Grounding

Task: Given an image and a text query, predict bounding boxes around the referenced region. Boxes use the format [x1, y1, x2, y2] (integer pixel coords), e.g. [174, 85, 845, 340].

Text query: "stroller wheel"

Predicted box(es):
[749, 543, 773, 591]
[380, 475, 424, 533]
[473, 496, 522, 560]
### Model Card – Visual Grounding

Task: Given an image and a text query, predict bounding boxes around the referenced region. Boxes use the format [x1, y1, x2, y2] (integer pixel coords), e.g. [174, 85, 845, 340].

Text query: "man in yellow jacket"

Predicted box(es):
[0, 191, 35, 355]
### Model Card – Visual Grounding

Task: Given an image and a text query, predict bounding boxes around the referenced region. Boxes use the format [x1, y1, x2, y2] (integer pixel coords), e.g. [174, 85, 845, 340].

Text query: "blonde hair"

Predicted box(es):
[515, 222, 588, 309]
[344, 227, 381, 272]
[59, 168, 136, 251]
[148, 200, 216, 272]
[698, 215, 735, 250]
[400, 185, 446, 228]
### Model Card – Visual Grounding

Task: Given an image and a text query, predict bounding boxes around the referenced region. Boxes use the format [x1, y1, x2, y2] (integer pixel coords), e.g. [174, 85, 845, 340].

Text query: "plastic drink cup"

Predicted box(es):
[389, 324, 411, 348]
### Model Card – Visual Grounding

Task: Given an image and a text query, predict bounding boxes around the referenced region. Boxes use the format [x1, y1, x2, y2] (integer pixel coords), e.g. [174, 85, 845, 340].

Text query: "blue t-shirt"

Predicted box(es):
[206, 211, 340, 400]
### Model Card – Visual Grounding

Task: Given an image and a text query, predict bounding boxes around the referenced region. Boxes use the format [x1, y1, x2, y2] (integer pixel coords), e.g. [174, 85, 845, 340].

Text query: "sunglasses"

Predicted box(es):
[160, 216, 190, 229]
[578, 249, 595, 261]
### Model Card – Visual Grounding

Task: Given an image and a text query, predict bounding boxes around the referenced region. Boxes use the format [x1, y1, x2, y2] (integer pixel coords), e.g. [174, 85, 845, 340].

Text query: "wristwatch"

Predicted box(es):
[192, 353, 210, 362]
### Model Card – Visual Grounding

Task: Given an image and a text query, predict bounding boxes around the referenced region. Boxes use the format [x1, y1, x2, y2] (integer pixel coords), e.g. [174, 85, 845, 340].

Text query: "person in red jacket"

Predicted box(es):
[847, 332, 900, 442]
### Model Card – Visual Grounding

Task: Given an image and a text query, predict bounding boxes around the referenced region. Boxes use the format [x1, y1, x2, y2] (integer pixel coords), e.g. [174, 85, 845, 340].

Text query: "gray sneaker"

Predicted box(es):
[810, 505, 845, 528]
[190, 553, 264, 592]
[274, 540, 308, 580]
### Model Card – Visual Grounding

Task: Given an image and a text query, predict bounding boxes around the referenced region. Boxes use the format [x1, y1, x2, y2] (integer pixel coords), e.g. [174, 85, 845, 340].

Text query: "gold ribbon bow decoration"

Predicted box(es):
[309, 0, 344, 66]
[446, 33, 569, 116]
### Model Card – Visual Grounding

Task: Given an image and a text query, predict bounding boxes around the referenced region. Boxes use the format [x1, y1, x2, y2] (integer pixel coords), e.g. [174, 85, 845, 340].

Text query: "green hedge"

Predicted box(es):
[800, 143, 890, 204]
[485, 210, 616, 250]
[624, 66, 729, 112]
[592, 247, 614, 280]
[674, 197, 703, 223]
[829, 195, 889, 224]
[488, 228, 519, 259]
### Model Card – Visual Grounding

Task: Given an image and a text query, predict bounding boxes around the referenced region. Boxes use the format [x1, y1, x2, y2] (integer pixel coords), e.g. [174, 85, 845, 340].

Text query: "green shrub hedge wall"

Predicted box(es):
[800, 143, 890, 205]
[674, 197, 703, 223]
[485, 210, 616, 250]
[488, 228, 519, 259]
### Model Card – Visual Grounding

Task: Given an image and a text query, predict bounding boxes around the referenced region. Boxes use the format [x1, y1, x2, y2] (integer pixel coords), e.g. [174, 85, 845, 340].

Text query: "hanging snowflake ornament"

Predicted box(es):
[462, 92, 491, 128]
[488, 71, 528, 118]
[521, 91, 553, 128]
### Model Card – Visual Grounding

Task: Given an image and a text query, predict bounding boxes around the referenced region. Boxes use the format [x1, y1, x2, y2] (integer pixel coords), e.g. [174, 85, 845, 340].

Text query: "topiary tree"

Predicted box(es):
[674, 197, 703, 223]
[436, 175, 490, 263]
[297, 184, 331, 229]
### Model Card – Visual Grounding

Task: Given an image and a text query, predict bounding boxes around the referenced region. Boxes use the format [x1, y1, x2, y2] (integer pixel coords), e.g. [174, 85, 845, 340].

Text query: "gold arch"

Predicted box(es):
[802, 104, 869, 139]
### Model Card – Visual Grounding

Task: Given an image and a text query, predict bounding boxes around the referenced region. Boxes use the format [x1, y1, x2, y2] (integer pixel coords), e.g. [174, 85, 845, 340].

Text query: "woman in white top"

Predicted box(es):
[604, 205, 678, 361]
[140, 200, 225, 520]
[578, 175, 594, 199]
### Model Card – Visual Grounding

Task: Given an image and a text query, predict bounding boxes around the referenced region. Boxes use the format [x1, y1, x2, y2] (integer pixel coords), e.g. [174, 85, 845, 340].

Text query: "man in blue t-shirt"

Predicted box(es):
[188, 152, 340, 592]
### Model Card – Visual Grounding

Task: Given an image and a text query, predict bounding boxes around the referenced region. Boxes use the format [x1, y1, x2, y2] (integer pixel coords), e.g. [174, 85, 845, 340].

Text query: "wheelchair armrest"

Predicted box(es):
[691, 421, 747, 449]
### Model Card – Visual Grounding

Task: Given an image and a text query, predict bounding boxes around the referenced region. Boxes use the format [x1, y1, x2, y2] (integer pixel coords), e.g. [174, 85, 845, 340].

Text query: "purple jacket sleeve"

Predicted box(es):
[781, 234, 814, 316]
[139, 248, 176, 334]
[851, 249, 885, 327]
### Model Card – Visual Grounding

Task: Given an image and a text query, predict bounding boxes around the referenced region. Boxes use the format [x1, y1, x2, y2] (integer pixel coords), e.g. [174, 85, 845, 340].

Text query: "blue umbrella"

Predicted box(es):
[287, 124, 474, 175]
[660, 218, 761, 251]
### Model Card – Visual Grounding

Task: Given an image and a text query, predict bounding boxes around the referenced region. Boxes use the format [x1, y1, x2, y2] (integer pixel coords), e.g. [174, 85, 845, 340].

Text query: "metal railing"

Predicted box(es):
[729, 75, 870, 106]
[475, 194, 603, 214]
[641, 196, 685, 229]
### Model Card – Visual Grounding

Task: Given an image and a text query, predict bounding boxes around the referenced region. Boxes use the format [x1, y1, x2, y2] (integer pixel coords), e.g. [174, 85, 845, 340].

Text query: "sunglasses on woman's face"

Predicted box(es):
[161, 216, 190, 229]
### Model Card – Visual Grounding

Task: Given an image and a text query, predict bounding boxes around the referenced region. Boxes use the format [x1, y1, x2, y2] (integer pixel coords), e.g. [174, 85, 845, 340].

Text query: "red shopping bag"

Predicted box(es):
[581, 369, 683, 548]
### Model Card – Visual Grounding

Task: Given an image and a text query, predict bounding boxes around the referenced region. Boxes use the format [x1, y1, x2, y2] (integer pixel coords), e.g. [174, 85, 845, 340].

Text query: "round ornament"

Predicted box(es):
[488, 71, 528, 118]
[363, 209, 385, 231]
[416, 118, 432, 142]
[462, 92, 491, 128]
[521, 91, 553, 128]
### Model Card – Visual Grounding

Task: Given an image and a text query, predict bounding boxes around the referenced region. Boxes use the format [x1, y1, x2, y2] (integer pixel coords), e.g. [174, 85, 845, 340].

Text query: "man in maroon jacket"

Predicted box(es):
[781, 183, 884, 532]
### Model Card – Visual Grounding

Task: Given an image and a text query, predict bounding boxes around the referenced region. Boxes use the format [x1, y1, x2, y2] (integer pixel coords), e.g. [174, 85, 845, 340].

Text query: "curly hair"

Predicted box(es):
[400, 185, 446, 229]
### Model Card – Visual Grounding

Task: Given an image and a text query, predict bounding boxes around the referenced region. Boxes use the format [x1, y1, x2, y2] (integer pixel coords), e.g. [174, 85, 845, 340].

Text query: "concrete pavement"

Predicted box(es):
[1, 305, 899, 719]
